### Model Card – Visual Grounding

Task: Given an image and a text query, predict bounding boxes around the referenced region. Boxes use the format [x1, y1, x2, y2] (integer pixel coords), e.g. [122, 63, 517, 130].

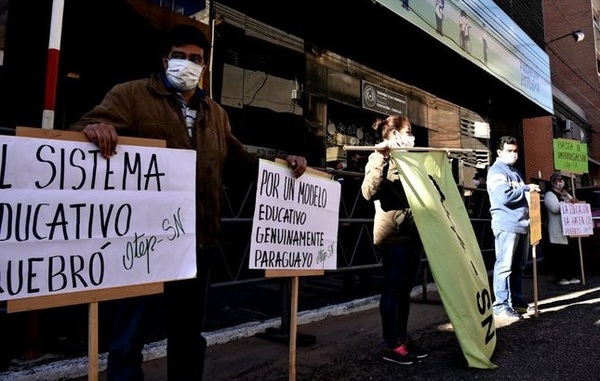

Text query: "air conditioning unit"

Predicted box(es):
[561, 119, 573, 132]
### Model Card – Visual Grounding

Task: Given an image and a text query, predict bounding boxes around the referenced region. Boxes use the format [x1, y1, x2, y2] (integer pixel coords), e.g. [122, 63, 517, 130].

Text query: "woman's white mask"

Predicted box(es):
[399, 135, 416, 148]
[391, 133, 415, 148]
[165, 58, 204, 91]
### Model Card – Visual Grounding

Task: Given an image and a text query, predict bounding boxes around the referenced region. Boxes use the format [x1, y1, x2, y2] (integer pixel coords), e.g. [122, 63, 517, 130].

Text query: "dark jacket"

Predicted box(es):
[70, 72, 261, 248]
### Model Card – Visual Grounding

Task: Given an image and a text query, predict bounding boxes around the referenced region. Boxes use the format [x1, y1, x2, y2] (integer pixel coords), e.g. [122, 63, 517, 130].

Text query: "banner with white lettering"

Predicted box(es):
[391, 151, 497, 369]
[0, 135, 196, 301]
[250, 160, 341, 270]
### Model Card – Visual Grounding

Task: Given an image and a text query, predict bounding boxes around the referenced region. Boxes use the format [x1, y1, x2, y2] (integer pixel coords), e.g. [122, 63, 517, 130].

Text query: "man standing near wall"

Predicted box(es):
[487, 136, 540, 321]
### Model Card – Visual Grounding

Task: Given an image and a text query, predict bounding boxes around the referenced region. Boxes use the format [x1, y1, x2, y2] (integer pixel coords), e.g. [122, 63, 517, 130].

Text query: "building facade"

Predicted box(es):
[1, 0, 598, 370]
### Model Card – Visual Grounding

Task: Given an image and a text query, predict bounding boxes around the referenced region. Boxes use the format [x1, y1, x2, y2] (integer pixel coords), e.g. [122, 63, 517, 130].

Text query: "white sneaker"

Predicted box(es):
[569, 278, 581, 284]
[558, 279, 570, 286]
[493, 308, 523, 321]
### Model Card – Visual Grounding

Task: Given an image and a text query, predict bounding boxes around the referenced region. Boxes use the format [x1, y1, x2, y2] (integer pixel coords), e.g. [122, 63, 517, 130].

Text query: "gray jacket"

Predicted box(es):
[543, 190, 570, 245]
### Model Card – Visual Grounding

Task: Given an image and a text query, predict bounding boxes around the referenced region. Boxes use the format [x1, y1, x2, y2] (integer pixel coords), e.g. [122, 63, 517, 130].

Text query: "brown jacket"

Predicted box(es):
[71, 73, 262, 248]
[361, 151, 413, 245]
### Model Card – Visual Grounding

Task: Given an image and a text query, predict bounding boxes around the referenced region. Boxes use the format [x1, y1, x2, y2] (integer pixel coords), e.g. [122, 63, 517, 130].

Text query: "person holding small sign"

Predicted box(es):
[361, 115, 429, 366]
[487, 136, 540, 321]
[543, 173, 581, 286]
[70, 24, 306, 381]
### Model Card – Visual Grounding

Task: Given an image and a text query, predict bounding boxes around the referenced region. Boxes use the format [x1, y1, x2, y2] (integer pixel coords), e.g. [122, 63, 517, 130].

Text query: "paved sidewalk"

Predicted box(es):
[198, 274, 600, 381]
[4, 273, 600, 380]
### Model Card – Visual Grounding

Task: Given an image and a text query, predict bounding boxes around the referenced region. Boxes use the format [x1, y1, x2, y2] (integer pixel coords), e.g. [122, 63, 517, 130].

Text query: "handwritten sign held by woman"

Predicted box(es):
[561, 202, 594, 236]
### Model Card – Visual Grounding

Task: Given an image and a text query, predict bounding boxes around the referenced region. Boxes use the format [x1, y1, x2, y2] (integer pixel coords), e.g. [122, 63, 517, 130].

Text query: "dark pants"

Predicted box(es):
[107, 248, 215, 381]
[547, 240, 580, 282]
[379, 238, 421, 349]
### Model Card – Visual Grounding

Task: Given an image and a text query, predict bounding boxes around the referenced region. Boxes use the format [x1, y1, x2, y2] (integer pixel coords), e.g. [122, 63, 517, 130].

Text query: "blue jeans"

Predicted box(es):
[107, 248, 215, 381]
[492, 229, 528, 313]
[378, 238, 421, 349]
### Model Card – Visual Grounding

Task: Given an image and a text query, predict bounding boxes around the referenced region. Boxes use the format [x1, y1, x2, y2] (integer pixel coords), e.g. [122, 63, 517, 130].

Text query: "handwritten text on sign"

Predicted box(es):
[560, 202, 594, 236]
[553, 138, 588, 174]
[0, 135, 196, 301]
[250, 160, 341, 270]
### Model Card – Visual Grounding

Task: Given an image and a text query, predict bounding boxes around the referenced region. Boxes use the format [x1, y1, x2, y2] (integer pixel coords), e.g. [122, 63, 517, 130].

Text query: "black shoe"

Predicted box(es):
[513, 302, 533, 315]
[382, 344, 415, 365]
[404, 340, 429, 359]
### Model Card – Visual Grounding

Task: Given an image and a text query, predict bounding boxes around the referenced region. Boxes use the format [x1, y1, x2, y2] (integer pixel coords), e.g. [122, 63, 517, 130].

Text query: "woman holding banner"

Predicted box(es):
[361, 115, 429, 366]
[543, 173, 581, 286]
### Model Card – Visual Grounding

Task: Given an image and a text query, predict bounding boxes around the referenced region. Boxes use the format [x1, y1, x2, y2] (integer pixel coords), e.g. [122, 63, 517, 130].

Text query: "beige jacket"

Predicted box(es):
[361, 151, 413, 245]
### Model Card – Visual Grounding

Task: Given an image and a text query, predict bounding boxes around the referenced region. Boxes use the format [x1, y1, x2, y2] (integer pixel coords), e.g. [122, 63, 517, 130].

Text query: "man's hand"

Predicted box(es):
[528, 183, 541, 193]
[285, 155, 307, 178]
[82, 122, 119, 159]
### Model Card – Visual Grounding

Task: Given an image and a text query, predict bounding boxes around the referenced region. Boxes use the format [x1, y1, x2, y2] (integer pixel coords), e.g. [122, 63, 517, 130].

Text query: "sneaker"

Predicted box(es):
[382, 344, 415, 365]
[569, 278, 581, 284]
[493, 308, 523, 321]
[557, 279, 570, 286]
[404, 341, 429, 359]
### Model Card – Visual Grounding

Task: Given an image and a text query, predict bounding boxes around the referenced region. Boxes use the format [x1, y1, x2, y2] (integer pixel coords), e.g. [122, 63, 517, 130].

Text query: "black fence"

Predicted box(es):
[214, 170, 496, 286]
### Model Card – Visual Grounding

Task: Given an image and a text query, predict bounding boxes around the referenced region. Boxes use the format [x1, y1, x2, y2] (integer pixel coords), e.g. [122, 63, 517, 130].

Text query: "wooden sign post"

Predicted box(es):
[254, 159, 340, 381]
[529, 191, 542, 317]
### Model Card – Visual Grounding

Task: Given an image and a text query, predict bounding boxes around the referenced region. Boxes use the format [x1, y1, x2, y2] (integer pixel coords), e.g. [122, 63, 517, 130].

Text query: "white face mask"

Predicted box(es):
[498, 153, 518, 165]
[165, 58, 204, 91]
[390, 132, 415, 148]
[399, 134, 416, 148]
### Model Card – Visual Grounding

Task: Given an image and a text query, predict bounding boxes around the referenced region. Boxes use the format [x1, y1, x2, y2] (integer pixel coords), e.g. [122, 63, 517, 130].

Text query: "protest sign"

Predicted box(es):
[553, 138, 588, 174]
[0, 134, 197, 301]
[561, 202, 594, 236]
[391, 151, 496, 369]
[250, 159, 340, 270]
[529, 192, 542, 245]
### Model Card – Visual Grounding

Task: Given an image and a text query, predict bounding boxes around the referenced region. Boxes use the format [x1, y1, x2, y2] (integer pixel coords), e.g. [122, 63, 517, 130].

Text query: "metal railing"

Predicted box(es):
[212, 171, 495, 288]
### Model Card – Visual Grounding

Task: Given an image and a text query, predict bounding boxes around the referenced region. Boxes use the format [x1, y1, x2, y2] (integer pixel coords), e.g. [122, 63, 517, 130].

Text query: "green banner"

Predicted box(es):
[553, 138, 588, 174]
[391, 151, 497, 369]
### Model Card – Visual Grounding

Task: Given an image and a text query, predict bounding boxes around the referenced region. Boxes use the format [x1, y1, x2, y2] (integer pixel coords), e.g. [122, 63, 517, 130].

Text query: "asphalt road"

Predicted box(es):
[69, 273, 600, 380]
[0, 275, 600, 381]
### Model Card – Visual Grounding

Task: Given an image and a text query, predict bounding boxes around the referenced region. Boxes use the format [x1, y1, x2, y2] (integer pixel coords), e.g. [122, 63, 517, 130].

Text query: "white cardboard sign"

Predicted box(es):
[250, 159, 340, 270]
[0, 135, 197, 301]
[560, 202, 594, 236]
